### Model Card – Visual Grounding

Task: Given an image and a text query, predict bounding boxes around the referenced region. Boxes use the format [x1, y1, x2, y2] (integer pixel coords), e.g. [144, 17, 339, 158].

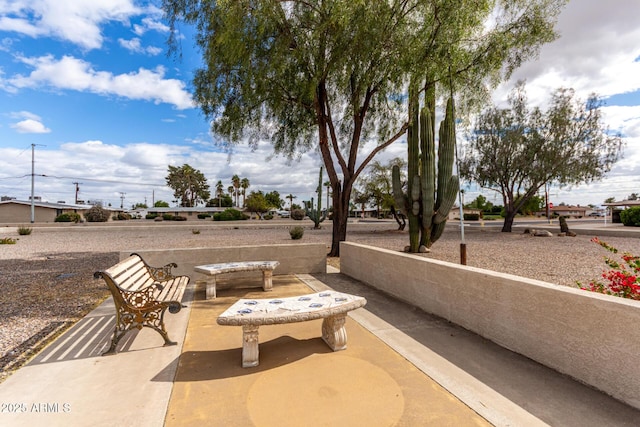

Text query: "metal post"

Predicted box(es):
[30, 144, 35, 223]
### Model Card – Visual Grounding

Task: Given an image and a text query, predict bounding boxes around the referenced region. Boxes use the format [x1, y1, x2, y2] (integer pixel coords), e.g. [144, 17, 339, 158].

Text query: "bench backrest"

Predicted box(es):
[103, 254, 156, 292]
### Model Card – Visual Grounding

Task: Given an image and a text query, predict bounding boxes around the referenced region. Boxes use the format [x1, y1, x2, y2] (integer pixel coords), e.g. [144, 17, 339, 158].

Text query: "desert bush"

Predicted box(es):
[263, 213, 273, 220]
[55, 212, 82, 223]
[620, 206, 640, 227]
[113, 212, 131, 221]
[192, 229, 201, 234]
[197, 213, 211, 219]
[146, 213, 158, 220]
[162, 214, 175, 221]
[289, 226, 304, 240]
[17, 226, 32, 235]
[0, 237, 17, 244]
[213, 208, 248, 221]
[84, 206, 110, 222]
[291, 209, 306, 220]
[173, 215, 187, 221]
[463, 213, 480, 221]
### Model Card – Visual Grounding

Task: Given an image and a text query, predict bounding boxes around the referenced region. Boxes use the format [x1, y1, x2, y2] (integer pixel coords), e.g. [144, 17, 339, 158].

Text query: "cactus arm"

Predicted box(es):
[420, 105, 435, 232]
[434, 175, 459, 224]
[391, 165, 408, 215]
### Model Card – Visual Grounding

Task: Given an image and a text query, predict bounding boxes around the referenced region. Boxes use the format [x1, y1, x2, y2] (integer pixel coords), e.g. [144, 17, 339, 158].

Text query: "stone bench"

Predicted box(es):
[217, 291, 367, 367]
[94, 253, 190, 355]
[194, 261, 279, 299]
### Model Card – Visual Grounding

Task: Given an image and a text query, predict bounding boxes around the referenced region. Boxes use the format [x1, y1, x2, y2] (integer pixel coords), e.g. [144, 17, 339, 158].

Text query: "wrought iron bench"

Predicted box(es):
[94, 253, 190, 355]
[217, 291, 366, 367]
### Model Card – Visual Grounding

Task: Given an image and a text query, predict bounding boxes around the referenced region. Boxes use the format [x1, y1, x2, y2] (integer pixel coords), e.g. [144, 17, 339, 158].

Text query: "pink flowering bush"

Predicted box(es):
[579, 237, 640, 300]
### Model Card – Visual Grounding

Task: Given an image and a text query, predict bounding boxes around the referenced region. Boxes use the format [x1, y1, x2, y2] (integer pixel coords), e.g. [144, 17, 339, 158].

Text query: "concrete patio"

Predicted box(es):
[0, 266, 639, 426]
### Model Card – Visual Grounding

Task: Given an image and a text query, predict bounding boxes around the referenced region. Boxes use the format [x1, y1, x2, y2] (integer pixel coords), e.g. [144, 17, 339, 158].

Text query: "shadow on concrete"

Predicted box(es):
[156, 336, 331, 382]
[314, 272, 640, 427]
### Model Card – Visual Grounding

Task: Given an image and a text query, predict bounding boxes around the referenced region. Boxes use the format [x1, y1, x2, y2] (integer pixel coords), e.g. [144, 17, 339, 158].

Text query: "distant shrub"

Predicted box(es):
[197, 213, 211, 219]
[0, 237, 17, 244]
[291, 209, 306, 220]
[162, 214, 175, 221]
[84, 206, 110, 222]
[463, 213, 480, 221]
[17, 226, 32, 235]
[55, 212, 82, 223]
[113, 212, 131, 221]
[289, 226, 304, 240]
[213, 208, 248, 221]
[146, 213, 158, 220]
[173, 215, 187, 221]
[620, 206, 640, 227]
[192, 229, 201, 234]
[263, 213, 273, 220]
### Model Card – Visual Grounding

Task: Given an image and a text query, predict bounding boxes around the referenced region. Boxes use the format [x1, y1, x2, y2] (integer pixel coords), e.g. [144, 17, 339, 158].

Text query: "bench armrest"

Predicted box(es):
[130, 252, 179, 282]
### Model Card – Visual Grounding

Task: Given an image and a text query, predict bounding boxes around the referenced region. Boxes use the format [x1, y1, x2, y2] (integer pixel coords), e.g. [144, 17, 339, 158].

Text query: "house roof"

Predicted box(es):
[603, 200, 640, 207]
[0, 200, 94, 210]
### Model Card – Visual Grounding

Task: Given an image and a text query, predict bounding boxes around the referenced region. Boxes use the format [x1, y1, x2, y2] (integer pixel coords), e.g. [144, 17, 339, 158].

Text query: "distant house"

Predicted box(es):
[540, 205, 588, 218]
[145, 206, 225, 220]
[0, 200, 95, 223]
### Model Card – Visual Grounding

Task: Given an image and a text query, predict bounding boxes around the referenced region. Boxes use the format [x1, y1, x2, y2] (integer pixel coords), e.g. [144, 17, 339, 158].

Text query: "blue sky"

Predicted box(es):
[0, 0, 639, 209]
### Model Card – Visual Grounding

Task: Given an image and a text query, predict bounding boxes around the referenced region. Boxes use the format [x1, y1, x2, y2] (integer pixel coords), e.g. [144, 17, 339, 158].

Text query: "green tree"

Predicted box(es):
[358, 158, 407, 228]
[166, 164, 211, 207]
[231, 175, 240, 207]
[154, 200, 170, 207]
[163, 0, 566, 255]
[604, 197, 616, 204]
[285, 194, 297, 211]
[460, 82, 623, 232]
[240, 177, 250, 207]
[215, 180, 224, 207]
[245, 190, 270, 219]
[265, 191, 284, 209]
[132, 203, 148, 209]
[207, 194, 232, 207]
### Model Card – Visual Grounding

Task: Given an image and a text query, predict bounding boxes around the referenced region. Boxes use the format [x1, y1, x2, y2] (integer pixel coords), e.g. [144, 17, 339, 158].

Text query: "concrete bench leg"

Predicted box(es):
[205, 277, 217, 300]
[262, 270, 273, 291]
[321, 313, 348, 351]
[242, 324, 260, 367]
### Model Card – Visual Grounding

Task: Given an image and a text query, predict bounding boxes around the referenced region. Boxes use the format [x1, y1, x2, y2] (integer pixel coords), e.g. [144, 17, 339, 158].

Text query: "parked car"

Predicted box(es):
[277, 210, 290, 218]
[588, 211, 605, 217]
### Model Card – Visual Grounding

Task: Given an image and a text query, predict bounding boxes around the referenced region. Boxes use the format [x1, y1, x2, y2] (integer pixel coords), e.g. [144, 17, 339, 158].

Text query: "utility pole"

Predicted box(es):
[29, 143, 46, 223]
[73, 182, 82, 204]
[119, 192, 126, 209]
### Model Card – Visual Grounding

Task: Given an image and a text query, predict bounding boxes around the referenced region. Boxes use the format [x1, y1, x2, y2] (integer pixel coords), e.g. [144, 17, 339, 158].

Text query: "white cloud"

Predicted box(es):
[10, 118, 50, 133]
[0, 0, 140, 50]
[4, 55, 194, 109]
[133, 17, 169, 36]
[118, 37, 162, 55]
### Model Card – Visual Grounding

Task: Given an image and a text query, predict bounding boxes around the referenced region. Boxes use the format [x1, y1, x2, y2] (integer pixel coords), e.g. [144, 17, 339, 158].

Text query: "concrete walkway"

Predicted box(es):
[1, 224, 639, 426]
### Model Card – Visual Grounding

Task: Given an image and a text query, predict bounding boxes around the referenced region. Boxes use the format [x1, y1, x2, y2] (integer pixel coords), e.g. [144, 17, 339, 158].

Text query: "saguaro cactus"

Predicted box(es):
[392, 92, 459, 252]
[307, 166, 326, 229]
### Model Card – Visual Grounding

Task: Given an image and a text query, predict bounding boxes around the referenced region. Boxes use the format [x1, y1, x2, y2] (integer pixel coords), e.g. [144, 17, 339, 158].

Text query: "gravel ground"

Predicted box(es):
[0, 219, 638, 382]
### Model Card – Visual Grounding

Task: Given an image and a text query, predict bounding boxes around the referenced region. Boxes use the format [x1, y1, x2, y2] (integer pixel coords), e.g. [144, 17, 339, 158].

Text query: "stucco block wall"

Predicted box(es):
[121, 243, 327, 282]
[340, 241, 640, 410]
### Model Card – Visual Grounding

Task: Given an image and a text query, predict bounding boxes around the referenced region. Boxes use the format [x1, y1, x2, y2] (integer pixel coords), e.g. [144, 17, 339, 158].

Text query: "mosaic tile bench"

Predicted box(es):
[217, 291, 367, 367]
[194, 261, 280, 299]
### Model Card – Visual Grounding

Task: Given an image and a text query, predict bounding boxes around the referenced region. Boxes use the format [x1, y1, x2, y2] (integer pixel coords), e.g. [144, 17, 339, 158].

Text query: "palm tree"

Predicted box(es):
[323, 180, 332, 210]
[227, 185, 235, 205]
[231, 174, 240, 207]
[286, 193, 297, 211]
[240, 177, 250, 207]
[215, 180, 224, 207]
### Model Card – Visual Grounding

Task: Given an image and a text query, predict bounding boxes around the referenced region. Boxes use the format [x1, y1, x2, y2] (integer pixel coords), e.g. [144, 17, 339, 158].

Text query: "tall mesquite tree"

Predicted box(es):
[459, 82, 624, 232]
[166, 164, 210, 207]
[163, 0, 566, 256]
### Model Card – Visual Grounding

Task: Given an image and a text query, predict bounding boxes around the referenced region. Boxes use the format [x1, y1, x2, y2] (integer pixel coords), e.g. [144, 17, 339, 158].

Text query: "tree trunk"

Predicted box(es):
[329, 188, 349, 256]
[502, 210, 516, 232]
